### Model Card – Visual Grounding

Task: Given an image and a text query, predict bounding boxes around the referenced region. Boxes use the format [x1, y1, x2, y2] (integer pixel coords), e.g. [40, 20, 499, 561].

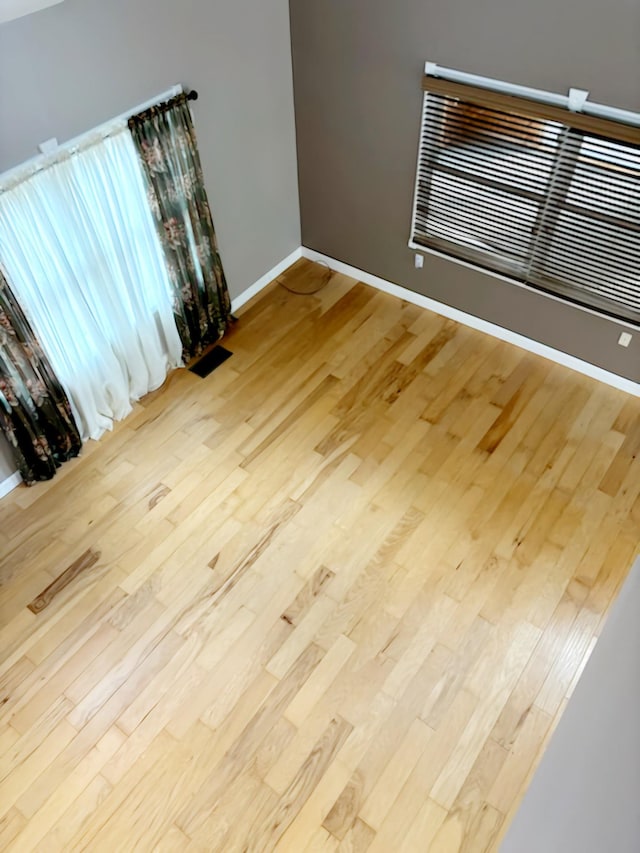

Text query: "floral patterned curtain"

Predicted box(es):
[0, 270, 82, 485]
[128, 94, 231, 361]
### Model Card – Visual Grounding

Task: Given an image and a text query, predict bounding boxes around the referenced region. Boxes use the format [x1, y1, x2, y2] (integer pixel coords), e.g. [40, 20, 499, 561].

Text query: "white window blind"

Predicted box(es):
[411, 83, 640, 324]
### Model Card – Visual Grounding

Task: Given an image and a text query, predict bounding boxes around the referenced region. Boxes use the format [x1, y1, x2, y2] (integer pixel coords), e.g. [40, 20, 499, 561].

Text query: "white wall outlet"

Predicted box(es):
[415, 254, 424, 269]
[618, 332, 632, 348]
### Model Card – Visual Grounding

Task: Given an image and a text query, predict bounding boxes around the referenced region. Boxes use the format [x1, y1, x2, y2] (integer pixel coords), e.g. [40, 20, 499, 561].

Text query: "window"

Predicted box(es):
[411, 78, 640, 324]
[0, 130, 183, 440]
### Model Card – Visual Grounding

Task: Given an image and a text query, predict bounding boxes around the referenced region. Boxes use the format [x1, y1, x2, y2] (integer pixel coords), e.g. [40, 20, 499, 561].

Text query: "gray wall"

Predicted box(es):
[502, 558, 640, 852]
[0, 0, 301, 486]
[0, 439, 17, 482]
[0, 0, 300, 300]
[289, 0, 640, 382]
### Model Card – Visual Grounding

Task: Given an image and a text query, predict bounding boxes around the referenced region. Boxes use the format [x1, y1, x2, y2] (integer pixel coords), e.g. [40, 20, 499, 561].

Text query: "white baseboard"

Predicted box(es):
[231, 247, 303, 314]
[0, 470, 22, 499]
[301, 247, 640, 398]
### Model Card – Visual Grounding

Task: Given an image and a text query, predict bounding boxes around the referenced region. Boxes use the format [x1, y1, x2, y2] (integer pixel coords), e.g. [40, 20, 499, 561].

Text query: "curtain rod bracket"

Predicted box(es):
[568, 88, 589, 113]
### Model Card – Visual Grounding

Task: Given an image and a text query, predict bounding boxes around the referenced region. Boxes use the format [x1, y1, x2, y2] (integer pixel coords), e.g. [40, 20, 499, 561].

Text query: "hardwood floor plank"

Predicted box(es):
[241, 716, 353, 853]
[0, 808, 27, 850]
[1, 259, 638, 851]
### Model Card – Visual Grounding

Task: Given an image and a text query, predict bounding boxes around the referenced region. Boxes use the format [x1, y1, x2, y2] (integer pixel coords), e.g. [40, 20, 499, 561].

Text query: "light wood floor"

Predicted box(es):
[1, 259, 639, 852]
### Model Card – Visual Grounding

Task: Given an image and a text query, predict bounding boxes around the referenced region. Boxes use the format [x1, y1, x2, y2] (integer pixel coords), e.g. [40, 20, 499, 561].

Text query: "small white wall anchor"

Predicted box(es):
[38, 138, 59, 155]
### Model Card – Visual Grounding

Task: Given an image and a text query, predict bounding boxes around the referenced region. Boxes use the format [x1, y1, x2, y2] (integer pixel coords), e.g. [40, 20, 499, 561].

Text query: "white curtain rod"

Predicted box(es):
[424, 62, 640, 127]
[0, 84, 183, 190]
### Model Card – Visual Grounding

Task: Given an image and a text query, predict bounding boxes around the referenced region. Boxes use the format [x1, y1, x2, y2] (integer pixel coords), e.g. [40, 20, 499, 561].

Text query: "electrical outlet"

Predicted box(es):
[415, 254, 424, 269]
[618, 332, 632, 348]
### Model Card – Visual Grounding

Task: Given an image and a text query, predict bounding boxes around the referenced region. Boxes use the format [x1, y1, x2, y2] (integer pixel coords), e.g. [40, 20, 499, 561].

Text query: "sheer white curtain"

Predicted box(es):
[0, 129, 183, 440]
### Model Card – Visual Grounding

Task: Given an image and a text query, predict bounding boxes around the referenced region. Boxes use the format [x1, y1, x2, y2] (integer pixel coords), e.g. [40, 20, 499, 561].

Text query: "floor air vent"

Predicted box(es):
[189, 346, 233, 378]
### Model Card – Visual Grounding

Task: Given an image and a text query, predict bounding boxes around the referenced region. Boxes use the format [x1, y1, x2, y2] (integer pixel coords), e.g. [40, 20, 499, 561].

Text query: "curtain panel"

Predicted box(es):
[0, 270, 82, 485]
[129, 94, 231, 361]
[0, 130, 183, 442]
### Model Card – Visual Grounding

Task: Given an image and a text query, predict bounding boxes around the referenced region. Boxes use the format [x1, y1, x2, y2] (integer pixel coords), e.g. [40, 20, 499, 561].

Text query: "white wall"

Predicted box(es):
[0, 0, 64, 25]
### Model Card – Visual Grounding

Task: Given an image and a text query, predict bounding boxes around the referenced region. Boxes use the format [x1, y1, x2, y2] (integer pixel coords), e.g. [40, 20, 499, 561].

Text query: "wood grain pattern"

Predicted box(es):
[27, 549, 101, 615]
[0, 259, 638, 851]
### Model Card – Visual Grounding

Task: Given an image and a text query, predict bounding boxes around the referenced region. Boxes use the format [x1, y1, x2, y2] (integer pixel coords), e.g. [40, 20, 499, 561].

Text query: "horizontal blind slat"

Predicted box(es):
[412, 89, 640, 324]
[415, 204, 539, 244]
[421, 77, 640, 145]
